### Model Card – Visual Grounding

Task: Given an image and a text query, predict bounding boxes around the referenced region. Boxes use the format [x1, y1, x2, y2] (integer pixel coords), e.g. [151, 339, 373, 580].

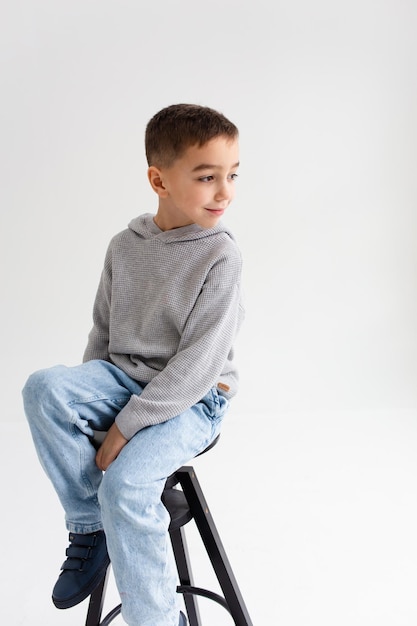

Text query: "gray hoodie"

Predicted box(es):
[83, 213, 244, 439]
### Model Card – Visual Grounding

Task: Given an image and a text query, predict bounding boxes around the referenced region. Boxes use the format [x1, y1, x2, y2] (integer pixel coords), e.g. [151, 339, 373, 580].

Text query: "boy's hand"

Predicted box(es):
[96, 422, 128, 471]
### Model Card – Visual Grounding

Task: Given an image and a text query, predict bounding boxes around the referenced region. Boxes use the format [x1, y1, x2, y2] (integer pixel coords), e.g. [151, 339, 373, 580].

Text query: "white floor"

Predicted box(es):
[3, 409, 417, 625]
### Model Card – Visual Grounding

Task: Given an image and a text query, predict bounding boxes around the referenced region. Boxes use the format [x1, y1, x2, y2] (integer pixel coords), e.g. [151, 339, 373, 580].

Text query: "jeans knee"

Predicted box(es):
[22, 367, 63, 420]
[98, 468, 123, 513]
[22, 368, 49, 404]
[98, 466, 159, 518]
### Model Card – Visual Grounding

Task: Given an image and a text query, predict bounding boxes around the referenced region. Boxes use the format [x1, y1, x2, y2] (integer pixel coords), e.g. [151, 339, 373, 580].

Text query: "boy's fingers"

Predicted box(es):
[95, 433, 127, 470]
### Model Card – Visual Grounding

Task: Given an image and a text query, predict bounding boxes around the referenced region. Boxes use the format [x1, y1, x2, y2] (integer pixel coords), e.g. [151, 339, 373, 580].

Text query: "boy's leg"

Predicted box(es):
[22, 359, 144, 532]
[98, 387, 228, 626]
[22, 359, 147, 610]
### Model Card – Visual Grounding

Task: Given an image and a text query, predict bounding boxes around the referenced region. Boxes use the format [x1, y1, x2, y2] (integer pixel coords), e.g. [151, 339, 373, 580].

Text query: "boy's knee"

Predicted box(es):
[22, 366, 62, 405]
[97, 469, 119, 511]
[23, 369, 46, 399]
[98, 467, 148, 513]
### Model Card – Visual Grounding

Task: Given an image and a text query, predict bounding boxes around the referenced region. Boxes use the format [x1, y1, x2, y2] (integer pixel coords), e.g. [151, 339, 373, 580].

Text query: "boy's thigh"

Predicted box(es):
[109, 400, 222, 485]
[26, 359, 141, 399]
[25, 360, 144, 431]
[47, 360, 144, 400]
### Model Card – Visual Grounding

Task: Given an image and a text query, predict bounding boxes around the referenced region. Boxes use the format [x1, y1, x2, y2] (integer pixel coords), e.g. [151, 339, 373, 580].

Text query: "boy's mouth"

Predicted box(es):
[205, 207, 226, 215]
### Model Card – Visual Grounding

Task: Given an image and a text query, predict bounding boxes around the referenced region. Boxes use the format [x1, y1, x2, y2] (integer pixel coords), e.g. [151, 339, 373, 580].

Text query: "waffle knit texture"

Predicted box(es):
[83, 213, 244, 440]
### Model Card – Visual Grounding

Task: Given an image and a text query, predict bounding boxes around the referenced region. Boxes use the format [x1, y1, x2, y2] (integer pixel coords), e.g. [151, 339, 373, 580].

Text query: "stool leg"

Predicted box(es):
[177, 467, 253, 626]
[171, 525, 202, 626]
[85, 566, 111, 626]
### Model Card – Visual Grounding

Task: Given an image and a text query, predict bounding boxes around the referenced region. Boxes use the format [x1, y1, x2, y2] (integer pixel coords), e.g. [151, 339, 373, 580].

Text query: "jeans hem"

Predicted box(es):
[65, 521, 104, 534]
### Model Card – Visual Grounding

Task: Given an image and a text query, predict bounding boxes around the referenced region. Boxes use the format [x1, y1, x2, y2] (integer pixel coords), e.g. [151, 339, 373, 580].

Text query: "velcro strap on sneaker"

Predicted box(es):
[69, 533, 99, 547]
[61, 558, 90, 572]
[66, 545, 93, 560]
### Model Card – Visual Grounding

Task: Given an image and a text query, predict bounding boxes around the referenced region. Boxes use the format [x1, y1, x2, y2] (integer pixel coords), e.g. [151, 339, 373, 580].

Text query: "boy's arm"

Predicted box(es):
[83, 245, 112, 363]
[115, 251, 244, 440]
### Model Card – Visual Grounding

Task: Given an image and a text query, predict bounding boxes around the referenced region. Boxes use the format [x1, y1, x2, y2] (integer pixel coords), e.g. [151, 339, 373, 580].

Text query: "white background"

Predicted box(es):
[1, 1, 416, 625]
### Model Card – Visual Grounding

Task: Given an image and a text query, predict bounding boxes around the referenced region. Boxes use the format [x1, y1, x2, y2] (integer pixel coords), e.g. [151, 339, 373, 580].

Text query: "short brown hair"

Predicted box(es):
[145, 103, 239, 168]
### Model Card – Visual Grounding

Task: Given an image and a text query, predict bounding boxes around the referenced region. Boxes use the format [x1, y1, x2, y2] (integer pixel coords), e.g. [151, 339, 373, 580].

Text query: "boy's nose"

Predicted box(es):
[214, 182, 234, 203]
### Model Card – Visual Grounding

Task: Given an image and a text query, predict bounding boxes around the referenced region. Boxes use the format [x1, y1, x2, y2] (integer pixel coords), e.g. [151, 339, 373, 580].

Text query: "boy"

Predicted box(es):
[23, 103, 244, 626]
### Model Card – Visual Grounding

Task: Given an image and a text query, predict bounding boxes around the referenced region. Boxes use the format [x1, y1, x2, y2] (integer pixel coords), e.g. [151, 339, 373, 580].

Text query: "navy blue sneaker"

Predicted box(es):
[52, 531, 110, 609]
[179, 611, 187, 625]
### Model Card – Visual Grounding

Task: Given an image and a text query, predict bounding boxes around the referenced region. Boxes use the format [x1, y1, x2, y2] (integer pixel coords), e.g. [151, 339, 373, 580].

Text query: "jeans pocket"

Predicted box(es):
[201, 387, 229, 421]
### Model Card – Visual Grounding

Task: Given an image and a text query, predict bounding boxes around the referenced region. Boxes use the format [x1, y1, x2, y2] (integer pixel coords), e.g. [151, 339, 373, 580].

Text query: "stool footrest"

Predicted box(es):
[177, 584, 231, 613]
[99, 603, 121, 626]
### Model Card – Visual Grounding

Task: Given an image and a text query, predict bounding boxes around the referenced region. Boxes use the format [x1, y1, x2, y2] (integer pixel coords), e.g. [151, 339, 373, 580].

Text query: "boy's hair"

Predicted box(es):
[145, 103, 239, 168]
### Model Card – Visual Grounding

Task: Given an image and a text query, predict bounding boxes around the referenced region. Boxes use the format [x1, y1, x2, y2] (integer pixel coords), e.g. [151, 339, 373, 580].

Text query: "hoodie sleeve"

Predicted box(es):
[115, 248, 243, 439]
[83, 244, 112, 363]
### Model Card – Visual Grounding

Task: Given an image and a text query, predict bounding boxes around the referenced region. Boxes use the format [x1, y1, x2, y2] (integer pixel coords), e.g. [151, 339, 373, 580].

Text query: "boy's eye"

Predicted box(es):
[198, 173, 239, 182]
[198, 175, 214, 182]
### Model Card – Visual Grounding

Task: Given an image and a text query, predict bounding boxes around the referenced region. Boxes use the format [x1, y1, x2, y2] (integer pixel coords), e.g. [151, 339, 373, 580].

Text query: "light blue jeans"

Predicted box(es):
[22, 359, 228, 626]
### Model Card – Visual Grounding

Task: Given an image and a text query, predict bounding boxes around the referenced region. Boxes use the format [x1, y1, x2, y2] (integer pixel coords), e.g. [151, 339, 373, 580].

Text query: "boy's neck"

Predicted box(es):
[153, 208, 195, 232]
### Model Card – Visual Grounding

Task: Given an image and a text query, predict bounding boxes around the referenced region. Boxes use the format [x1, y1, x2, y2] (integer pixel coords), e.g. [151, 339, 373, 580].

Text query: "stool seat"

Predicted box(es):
[163, 488, 192, 531]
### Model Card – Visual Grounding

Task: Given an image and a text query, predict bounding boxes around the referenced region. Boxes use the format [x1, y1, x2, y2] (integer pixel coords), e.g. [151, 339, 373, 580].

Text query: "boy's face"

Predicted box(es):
[149, 136, 239, 231]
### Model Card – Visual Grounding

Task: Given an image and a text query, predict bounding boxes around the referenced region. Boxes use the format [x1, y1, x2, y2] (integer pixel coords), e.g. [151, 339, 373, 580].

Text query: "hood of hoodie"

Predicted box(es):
[128, 213, 235, 244]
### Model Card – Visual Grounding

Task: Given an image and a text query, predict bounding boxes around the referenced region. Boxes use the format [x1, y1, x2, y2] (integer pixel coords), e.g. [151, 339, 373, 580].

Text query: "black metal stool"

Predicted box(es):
[85, 434, 253, 626]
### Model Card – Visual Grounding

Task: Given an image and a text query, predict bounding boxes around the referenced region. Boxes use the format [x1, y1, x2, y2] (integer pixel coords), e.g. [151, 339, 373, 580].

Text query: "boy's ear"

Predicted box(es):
[147, 166, 169, 197]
